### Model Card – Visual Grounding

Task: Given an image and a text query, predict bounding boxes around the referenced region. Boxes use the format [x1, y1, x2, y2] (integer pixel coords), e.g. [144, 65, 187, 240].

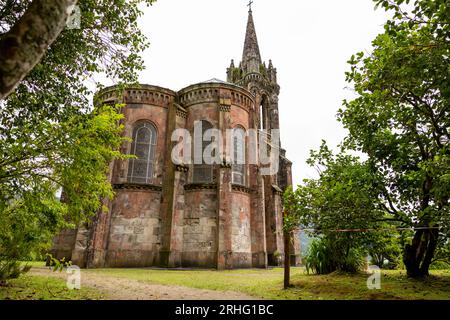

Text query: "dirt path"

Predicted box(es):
[30, 267, 257, 300]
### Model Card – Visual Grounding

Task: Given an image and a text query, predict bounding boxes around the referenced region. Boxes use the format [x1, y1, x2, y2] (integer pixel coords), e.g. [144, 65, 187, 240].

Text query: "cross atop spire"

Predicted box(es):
[247, 0, 253, 12]
[242, 3, 261, 73]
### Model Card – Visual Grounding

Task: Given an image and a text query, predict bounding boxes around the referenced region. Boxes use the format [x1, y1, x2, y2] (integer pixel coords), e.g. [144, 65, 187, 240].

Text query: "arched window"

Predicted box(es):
[260, 96, 268, 130]
[260, 104, 264, 130]
[193, 120, 213, 183]
[232, 127, 246, 186]
[127, 121, 157, 184]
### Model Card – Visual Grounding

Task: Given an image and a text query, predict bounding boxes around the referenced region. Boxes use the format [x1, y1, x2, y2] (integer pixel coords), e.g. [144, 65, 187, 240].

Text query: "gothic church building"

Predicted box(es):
[52, 8, 300, 269]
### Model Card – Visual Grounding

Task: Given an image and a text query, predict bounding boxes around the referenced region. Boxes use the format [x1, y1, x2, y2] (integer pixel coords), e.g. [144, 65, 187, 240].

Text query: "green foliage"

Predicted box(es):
[0, 262, 31, 282]
[338, 0, 449, 276]
[0, 274, 104, 300]
[284, 142, 386, 273]
[431, 238, 450, 269]
[46, 254, 72, 272]
[304, 237, 367, 275]
[259, 64, 267, 76]
[367, 229, 402, 269]
[0, 0, 153, 280]
[304, 237, 335, 275]
[284, 0, 450, 279]
[231, 67, 243, 81]
[0, 105, 128, 280]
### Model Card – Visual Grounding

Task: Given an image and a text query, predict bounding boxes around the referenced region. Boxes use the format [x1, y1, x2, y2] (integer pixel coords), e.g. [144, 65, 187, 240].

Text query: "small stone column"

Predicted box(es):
[160, 102, 187, 267]
[216, 96, 233, 269]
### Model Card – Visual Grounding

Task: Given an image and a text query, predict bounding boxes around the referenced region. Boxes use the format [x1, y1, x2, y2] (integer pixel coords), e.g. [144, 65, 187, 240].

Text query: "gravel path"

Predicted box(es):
[30, 267, 257, 300]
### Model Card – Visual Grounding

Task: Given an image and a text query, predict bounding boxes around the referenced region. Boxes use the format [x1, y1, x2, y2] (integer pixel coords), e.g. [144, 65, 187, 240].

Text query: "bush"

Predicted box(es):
[430, 261, 450, 270]
[304, 237, 366, 274]
[0, 193, 62, 281]
[367, 231, 402, 269]
[304, 237, 335, 274]
[0, 261, 31, 282]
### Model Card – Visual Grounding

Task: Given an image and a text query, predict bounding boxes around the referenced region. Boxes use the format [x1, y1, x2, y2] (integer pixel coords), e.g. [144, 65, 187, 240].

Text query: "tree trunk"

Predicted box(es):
[283, 229, 291, 289]
[0, 0, 78, 100]
[403, 227, 439, 278]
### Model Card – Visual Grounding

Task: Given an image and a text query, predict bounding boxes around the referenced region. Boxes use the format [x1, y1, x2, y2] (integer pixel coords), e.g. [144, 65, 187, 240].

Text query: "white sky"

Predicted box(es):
[134, 0, 390, 186]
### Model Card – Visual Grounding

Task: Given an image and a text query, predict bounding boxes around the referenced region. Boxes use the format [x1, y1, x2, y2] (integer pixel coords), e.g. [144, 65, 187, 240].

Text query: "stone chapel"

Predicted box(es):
[52, 7, 300, 269]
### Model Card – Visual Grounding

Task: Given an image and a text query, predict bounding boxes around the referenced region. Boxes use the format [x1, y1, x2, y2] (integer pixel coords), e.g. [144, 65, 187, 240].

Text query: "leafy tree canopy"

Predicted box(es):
[285, 0, 449, 277]
[0, 0, 154, 278]
[339, 0, 449, 277]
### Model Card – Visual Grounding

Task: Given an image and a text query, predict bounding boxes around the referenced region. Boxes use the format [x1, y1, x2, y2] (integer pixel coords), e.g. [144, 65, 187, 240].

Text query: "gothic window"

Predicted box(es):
[232, 127, 246, 186]
[260, 96, 269, 130]
[127, 121, 157, 184]
[259, 104, 264, 130]
[193, 120, 213, 183]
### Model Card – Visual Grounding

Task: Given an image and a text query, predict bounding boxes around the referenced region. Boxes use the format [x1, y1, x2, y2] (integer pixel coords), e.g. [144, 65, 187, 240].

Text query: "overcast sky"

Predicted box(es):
[133, 0, 390, 185]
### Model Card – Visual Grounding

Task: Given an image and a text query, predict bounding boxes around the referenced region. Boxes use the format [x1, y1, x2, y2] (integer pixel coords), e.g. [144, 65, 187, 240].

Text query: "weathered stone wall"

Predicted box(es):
[71, 226, 89, 267]
[230, 191, 252, 267]
[166, 166, 188, 267]
[182, 189, 218, 267]
[105, 189, 162, 267]
[50, 229, 77, 261]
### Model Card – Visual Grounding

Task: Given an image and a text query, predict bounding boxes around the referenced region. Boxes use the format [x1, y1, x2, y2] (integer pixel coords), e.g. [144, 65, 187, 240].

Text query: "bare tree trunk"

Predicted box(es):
[0, 0, 78, 100]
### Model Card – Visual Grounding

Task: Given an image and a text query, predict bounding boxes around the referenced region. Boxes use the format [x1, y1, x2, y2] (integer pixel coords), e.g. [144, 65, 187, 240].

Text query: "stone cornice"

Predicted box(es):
[96, 85, 176, 107]
[113, 183, 162, 192]
[231, 184, 253, 194]
[219, 105, 231, 112]
[178, 82, 254, 112]
[220, 162, 232, 169]
[175, 164, 189, 172]
[184, 183, 218, 191]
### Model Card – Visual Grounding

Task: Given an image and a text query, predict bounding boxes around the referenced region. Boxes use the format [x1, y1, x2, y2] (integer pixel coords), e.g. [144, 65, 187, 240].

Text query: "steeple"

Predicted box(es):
[242, 6, 261, 73]
[227, 2, 278, 87]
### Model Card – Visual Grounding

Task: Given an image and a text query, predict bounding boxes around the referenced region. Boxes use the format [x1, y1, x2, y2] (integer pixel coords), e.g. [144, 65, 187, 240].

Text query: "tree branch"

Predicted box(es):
[0, 0, 78, 100]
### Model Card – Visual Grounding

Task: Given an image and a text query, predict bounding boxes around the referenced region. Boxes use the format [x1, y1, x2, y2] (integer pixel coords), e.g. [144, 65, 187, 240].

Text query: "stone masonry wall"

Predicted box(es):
[105, 189, 162, 267]
[182, 189, 218, 267]
[231, 192, 252, 267]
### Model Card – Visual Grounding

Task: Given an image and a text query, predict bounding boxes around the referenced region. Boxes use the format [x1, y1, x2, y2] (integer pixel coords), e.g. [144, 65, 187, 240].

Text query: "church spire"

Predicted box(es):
[242, 2, 261, 73]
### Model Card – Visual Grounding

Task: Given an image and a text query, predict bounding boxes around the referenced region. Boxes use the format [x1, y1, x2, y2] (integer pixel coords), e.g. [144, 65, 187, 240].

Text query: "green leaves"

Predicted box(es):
[339, 0, 449, 274]
[0, 0, 154, 278]
[286, 1, 449, 275]
[0, 104, 129, 276]
[283, 143, 387, 261]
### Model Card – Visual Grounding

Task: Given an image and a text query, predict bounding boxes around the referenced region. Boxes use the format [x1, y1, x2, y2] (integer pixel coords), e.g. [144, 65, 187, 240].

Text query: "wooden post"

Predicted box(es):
[283, 210, 291, 289]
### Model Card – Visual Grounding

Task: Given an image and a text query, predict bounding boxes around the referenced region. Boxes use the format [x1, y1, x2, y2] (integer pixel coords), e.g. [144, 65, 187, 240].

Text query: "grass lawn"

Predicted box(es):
[84, 266, 450, 300]
[0, 273, 104, 300]
[3, 262, 449, 300]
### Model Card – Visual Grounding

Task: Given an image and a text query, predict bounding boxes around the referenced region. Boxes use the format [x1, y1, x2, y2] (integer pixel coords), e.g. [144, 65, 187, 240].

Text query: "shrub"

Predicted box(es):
[304, 237, 366, 274]
[0, 194, 61, 281]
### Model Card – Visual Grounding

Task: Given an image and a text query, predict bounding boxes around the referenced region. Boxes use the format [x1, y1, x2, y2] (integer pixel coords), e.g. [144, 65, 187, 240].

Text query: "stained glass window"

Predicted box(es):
[193, 120, 213, 183]
[232, 127, 246, 186]
[127, 121, 157, 184]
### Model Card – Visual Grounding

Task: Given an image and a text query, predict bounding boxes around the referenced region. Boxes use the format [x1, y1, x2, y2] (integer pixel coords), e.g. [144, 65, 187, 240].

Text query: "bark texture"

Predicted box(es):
[403, 227, 439, 278]
[0, 0, 77, 100]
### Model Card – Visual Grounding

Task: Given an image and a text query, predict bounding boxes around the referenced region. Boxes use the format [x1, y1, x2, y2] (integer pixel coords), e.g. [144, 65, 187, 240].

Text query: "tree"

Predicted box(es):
[338, 0, 450, 277]
[0, 0, 154, 279]
[0, 105, 127, 280]
[282, 210, 292, 289]
[284, 142, 387, 275]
